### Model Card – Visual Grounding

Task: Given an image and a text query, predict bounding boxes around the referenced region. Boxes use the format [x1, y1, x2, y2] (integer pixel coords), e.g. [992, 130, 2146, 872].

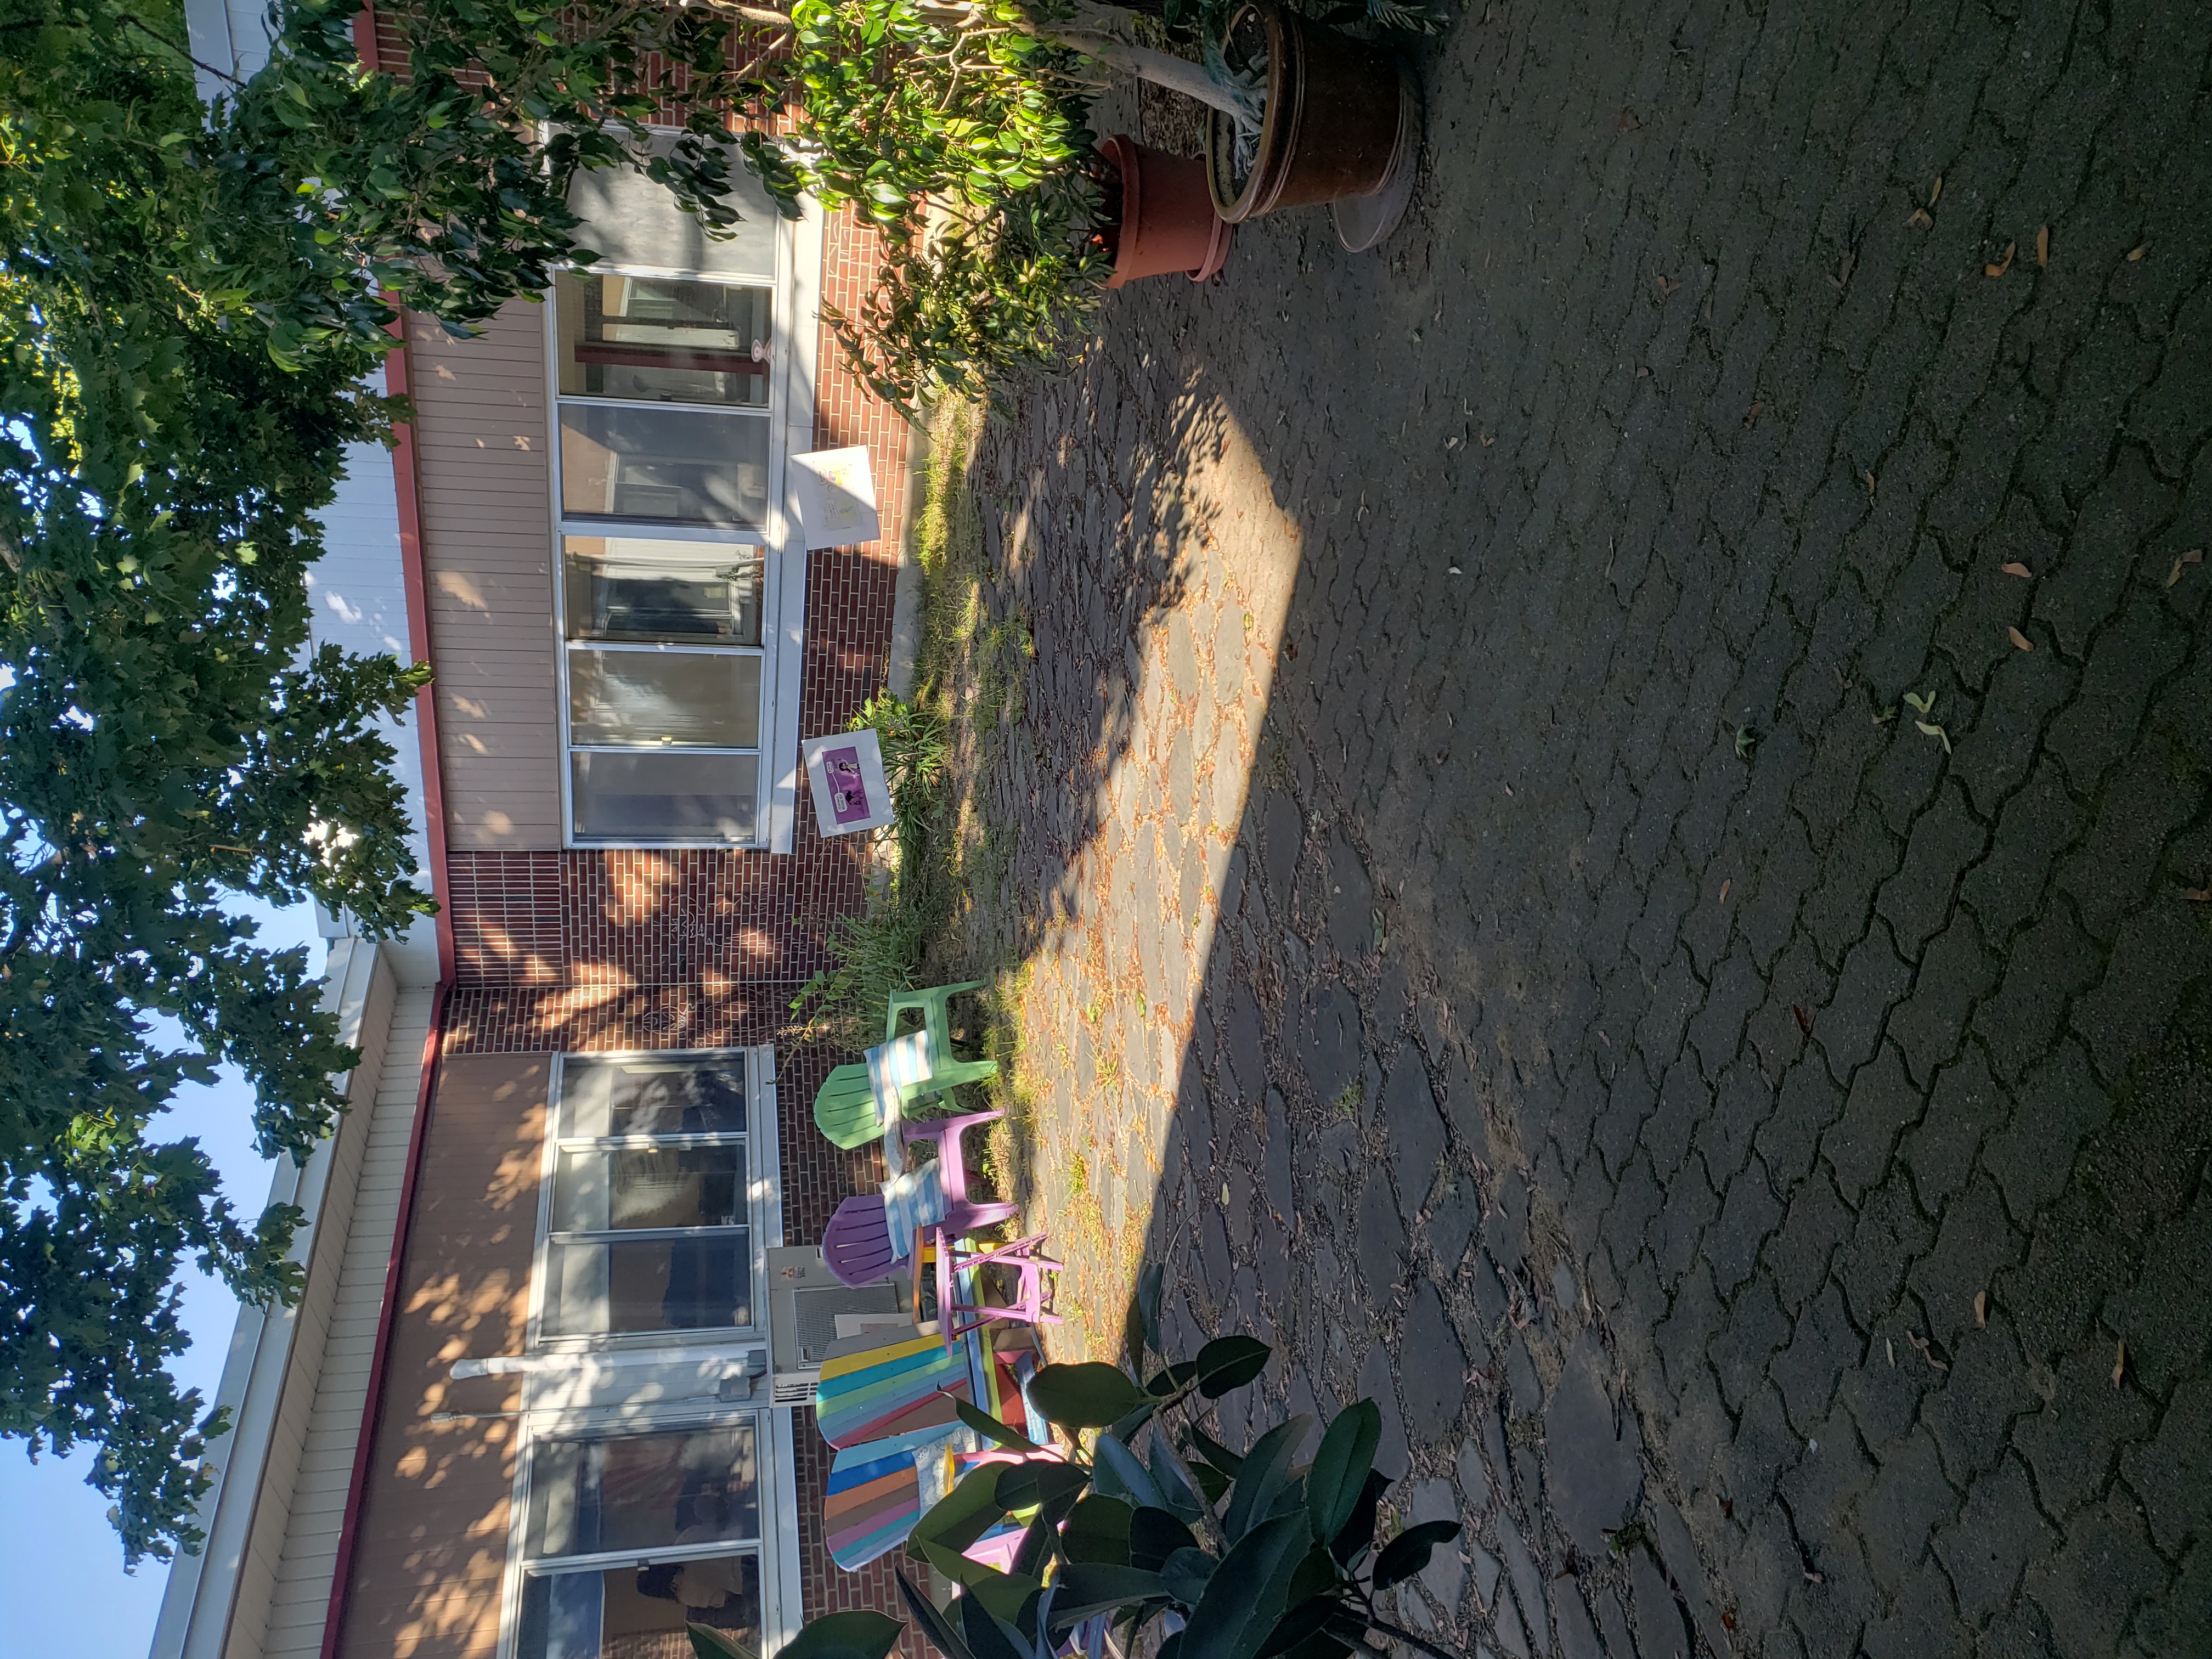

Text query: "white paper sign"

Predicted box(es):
[789, 445, 881, 550]
[800, 726, 895, 838]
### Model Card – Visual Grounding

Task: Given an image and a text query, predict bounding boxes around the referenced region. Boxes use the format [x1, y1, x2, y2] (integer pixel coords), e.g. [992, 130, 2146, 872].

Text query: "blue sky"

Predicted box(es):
[0, 898, 323, 1659]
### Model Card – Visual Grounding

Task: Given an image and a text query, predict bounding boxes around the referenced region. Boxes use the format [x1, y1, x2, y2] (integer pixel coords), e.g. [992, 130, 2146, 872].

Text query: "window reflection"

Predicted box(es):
[558, 405, 770, 529]
[558, 1059, 749, 1138]
[526, 1423, 760, 1559]
[563, 538, 763, 646]
[569, 651, 762, 749]
[518, 1554, 761, 1659]
[558, 273, 772, 409]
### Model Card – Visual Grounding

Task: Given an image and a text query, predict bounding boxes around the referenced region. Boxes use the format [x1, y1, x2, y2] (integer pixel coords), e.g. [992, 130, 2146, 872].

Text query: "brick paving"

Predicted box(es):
[940, 3, 2212, 1655]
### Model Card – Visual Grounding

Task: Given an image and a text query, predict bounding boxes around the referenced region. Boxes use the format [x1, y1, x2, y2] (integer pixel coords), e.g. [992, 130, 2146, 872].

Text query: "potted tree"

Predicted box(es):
[257, 0, 1426, 408]
[1096, 135, 1235, 287]
[1202, 3, 1424, 251]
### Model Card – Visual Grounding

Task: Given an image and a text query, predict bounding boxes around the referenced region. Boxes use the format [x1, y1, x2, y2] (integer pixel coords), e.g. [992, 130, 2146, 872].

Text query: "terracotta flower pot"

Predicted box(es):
[1099, 134, 1234, 287]
[1204, 3, 1421, 249]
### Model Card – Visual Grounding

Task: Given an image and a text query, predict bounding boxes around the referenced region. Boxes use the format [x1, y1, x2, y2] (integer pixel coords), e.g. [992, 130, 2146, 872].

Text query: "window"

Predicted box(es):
[535, 1054, 764, 1343]
[552, 266, 782, 845]
[510, 1040, 791, 1659]
[516, 1422, 764, 1659]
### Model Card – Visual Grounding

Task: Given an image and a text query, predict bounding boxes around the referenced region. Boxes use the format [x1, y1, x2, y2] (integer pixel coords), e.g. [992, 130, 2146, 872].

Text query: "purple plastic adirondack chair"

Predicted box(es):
[822, 1181, 1020, 1290]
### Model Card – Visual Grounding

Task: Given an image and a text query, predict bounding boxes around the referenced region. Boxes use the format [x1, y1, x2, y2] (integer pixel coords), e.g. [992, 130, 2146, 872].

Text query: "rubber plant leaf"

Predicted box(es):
[961, 1587, 1032, 1659]
[1136, 1260, 1165, 1356]
[997, 1460, 1092, 1514]
[1130, 1505, 1200, 1571]
[1147, 1360, 1200, 1397]
[1095, 1432, 1166, 1510]
[1329, 1470, 1392, 1567]
[1063, 1496, 1137, 1565]
[913, 1541, 1045, 1630]
[1160, 1545, 1218, 1607]
[1222, 1415, 1314, 1544]
[909, 1463, 1010, 1559]
[1177, 1514, 1314, 1659]
[753, 1610, 903, 1659]
[1107, 1398, 1161, 1446]
[1305, 1402, 1380, 1545]
[1252, 1589, 1344, 1659]
[895, 1571, 979, 1659]
[1148, 1437, 1207, 1523]
[1030, 1362, 1148, 1429]
[1186, 1426, 1245, 1477]
[1369, 1519, 1463, 1593]
[1046, 1564, 1174, 1629]
[1193, 1335, 1272, 1399]
[956, 1397, 1040, 1454]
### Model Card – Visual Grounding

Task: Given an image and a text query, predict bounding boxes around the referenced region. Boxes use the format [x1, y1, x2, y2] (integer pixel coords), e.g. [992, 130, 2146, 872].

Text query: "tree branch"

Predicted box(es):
[1031, 26, 1244, 116]
[678, 0, 798, 29]
[117, 11, 244, 86]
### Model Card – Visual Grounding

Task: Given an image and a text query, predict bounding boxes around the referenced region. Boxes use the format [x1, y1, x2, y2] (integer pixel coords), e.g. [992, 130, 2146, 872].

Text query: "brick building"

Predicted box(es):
[152, 6, 922, 1657]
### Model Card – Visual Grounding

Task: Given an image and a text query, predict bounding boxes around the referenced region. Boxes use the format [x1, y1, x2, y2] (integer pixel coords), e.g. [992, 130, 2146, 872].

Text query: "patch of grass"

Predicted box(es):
[788, 396, 1042, 1169]
[1332, 1082, 1363, 1119]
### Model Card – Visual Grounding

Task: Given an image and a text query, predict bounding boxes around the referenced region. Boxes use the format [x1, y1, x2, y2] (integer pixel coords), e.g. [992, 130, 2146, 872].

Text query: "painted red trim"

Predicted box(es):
[317, 21, 464, 1657]
[318, 981, 448, 1659]
[351, 2, 381, 71]
[351, 0, 455, 980]
[380, 314, 458, 984]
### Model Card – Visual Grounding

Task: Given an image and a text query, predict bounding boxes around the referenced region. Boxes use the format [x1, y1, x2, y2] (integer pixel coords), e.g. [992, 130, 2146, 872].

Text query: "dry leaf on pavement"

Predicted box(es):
[2128, 244, 2148, 261]
[1929, 176, 1943, 206]
[2113, 1339, 2127, 1389]
[1906, 207, 1933, 229]
[2002, 561, 2033, 578]
[1985, 242, 2016, 278]
[2036, 225, 2050, 267]
[2168, 548, 2204, 588]
[1974, 1291, 1988, 1326]
[1719, 879, 1732, 904]
[2008, 627, 2033, 651]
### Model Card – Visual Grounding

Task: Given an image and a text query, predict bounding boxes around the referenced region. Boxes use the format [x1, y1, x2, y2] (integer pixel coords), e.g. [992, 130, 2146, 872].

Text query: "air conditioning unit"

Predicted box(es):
[766, 1245, 908, 1404]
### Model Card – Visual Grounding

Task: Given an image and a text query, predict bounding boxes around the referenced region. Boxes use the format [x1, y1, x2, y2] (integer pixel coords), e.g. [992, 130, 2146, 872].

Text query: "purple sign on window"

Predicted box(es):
[823, 745, 873, 825]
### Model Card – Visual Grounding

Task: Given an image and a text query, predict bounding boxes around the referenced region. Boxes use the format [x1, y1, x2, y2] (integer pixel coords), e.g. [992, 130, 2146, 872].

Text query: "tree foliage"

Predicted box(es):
[0, 0, 431, 1565]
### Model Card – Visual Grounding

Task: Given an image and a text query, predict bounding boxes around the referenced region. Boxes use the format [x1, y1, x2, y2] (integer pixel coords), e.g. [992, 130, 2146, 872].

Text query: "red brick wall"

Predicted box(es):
[362, 9, 922, 1635]
[792, 1409, 920, 1647]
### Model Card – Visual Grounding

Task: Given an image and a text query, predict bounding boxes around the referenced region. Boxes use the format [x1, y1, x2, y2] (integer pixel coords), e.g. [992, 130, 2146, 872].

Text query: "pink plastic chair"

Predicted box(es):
[936, 1231, 1063, 1349]
[894, 1109, 1003, 1203]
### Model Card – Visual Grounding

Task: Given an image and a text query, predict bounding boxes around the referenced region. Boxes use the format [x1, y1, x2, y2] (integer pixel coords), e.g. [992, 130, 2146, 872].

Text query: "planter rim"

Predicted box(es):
[1207, 3, 1300, 223]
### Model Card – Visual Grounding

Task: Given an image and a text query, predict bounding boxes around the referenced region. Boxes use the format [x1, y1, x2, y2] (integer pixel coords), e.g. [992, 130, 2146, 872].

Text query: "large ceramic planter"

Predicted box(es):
[1099, 134, 1234, 286]
[1204, 2, 1421, 250]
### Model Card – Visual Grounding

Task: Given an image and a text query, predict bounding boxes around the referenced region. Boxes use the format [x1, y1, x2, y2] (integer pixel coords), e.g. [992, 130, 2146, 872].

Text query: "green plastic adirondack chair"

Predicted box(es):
[884, 979, 986, 1057]
[812, 1043, 1001, 1150]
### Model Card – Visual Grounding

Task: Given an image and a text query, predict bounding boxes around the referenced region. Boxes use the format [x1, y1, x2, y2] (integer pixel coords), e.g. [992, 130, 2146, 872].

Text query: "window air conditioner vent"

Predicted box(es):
[766, 1245, 905, 1400]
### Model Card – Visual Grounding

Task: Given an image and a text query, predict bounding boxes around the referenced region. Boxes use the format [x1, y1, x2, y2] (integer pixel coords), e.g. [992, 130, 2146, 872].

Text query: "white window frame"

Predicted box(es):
[546, 181, 821, 853]
[526, 1047, 782, 1355]
[501, 1401, 801, 1659]
[501, 1045, 805, 1659]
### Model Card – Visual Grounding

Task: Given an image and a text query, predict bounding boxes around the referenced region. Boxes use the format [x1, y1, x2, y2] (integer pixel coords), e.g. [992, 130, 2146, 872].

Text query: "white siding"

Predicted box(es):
[236, 985, 435, 1659]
